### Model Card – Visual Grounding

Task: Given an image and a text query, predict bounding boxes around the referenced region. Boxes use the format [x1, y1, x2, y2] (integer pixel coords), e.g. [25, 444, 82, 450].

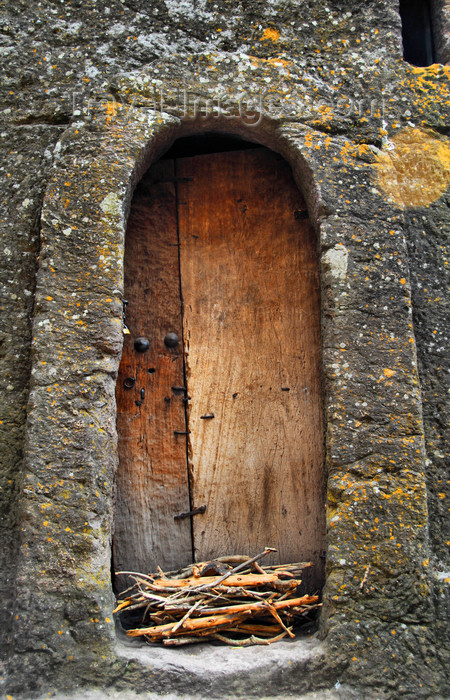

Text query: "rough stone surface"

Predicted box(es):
[0, 124, 62, 646]
[0, 0, 449, 698]
[431, 0, 450, 65]
[405, 198, 450, 567]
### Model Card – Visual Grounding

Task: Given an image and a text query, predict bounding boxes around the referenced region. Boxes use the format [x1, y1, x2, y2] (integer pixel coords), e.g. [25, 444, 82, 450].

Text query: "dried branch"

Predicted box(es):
[115, 552, 319, 648]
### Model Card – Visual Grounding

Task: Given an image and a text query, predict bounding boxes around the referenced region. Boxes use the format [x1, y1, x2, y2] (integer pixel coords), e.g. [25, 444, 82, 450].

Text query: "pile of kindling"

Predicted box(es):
[114, 548, 321, 647]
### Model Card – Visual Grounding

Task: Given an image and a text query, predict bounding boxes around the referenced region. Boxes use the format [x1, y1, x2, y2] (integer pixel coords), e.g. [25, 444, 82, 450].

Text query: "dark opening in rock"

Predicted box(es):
[400, 0, 435, 66]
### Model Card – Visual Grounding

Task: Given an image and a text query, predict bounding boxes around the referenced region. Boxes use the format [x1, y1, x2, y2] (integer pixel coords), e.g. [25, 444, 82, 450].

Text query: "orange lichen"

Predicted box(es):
[261, 28, 280, 42]
[373, 128, 450, 207]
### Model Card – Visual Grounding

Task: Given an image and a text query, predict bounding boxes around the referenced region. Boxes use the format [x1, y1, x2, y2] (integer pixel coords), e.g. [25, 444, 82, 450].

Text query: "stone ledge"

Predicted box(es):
[33, 684, 369, 700]
[116, 632, 321, 679]
[106, 634, 337, 698]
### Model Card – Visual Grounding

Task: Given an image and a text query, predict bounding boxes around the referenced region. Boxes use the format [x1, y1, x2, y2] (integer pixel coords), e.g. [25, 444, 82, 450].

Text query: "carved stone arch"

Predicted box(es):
[113, 128, 326, 597]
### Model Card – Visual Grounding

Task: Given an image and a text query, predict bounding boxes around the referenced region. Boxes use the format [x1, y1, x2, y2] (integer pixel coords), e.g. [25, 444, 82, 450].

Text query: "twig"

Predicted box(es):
[252, 561, 266, 574]
[265, 562, 312, 573]
[233, 622, 282, 636]
[168, 599, 202, 635]
[118, 581, 142, 597]
[116, 571, 155, 582]
[213, 629, 291, 646]
[263, 602, 295, 638]
[211, 585, 275, 599]
[162, 636, 207, 646]
[216, 555, 252, 565]
[114, 600, 154, 614]
[186, 548, 277, 592]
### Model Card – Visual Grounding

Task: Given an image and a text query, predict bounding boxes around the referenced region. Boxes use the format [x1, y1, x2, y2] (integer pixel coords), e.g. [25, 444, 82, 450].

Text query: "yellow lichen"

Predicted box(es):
[261, 28, 280, 42]
[373, 128, 450, 207]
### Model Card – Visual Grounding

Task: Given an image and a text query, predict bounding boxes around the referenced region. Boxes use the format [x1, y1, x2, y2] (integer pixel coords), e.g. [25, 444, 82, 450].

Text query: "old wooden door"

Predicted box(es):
[114, 147, 324, 590]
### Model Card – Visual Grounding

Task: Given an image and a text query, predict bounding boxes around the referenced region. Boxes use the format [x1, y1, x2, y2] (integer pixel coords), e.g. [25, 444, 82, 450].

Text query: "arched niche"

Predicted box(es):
[113, 132, 326, 604]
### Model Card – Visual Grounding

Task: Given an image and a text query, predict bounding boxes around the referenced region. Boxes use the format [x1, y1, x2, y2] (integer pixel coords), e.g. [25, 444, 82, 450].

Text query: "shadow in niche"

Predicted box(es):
[112, 131, 325, 648]
[400, 0, 435, 66]
[160, 131, 260, 158]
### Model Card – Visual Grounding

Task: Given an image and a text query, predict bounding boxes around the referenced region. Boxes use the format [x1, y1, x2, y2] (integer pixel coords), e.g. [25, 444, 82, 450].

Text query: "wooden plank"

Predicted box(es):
[177, 148, 324, 587]
[114, 160, 192, 590]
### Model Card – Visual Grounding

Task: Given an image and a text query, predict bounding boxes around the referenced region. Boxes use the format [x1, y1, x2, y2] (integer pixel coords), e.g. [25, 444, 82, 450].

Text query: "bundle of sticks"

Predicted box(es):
[114, 548, 321, 647]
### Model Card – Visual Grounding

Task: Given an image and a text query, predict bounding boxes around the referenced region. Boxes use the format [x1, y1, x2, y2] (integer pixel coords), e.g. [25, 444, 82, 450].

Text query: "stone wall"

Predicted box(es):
[0, 125, 63, 647]
[0, 1, 448, 698]
[431, 0, 450, 64]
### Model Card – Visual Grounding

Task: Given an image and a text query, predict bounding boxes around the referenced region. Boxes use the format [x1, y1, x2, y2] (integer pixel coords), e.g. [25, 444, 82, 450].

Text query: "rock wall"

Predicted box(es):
[432, 0, 450, 64]
[0, 125, 62, 646]
[0, 0, 448, 698]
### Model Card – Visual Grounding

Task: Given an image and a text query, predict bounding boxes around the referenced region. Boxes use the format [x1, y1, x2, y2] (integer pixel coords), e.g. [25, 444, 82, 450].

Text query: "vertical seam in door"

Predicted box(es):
[174, 158, 195, 562]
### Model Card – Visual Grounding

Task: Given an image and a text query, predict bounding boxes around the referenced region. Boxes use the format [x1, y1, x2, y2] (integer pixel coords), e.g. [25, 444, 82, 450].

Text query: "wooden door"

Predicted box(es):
[113, 160, 192, 586]
[114, 147, 324, 590]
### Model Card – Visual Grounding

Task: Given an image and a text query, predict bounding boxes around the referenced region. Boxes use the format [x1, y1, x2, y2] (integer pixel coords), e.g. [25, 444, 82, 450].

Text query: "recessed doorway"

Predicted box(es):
[113, 136, 325, 593]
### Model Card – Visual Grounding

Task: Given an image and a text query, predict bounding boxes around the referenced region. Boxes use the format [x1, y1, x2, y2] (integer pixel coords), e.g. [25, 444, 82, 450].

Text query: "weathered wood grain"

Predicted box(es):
[177, 148, 324, 585]
[114, 160, 192, 590]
